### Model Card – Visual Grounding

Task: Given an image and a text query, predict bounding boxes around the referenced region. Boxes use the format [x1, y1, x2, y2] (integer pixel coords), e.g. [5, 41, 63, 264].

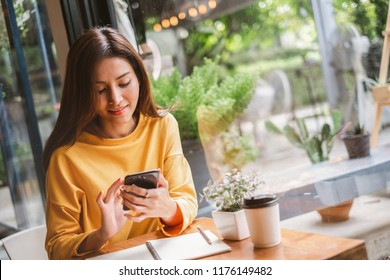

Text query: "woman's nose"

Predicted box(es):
[109, 87, 123, 105]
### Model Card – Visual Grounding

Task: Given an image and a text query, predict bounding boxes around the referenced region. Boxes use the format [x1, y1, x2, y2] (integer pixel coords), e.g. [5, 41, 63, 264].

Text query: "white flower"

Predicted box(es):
[200, 168, 267, 212]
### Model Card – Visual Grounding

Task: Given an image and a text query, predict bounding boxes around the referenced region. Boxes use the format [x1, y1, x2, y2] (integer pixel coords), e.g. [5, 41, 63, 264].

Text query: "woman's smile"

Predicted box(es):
[108, 104, 129, 115]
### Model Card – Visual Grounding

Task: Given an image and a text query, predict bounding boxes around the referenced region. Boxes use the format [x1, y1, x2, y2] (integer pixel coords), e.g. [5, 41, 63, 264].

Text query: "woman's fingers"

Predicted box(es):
[96, 190, 105, 209]
[124, 212, 146, 223]
[121, 189, 152, 212]
[104, 178, 123, 202]
[121, 184, 150, 197]
[157, 173, 168, 188]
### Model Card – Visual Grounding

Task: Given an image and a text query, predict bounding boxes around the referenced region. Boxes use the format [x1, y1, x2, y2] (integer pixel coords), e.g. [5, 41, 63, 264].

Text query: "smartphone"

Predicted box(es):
[123, 169, 159, 210]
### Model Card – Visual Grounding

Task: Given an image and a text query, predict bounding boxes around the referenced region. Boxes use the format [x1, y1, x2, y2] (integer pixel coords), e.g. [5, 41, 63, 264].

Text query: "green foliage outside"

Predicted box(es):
[197, 71, 256, 139]
[0, 0, 33, 53]
[145, 0, 388, 109]
[265, 110, 342, 164]
[151, 59, 219, 140]
[151, 59, 256, 141]
[180, 0, 317, 72]
[220, 125, 259, 170]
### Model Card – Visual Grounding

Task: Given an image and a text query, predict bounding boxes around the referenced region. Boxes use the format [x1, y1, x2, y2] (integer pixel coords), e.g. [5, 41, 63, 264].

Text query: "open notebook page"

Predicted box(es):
[87, 230, 231, 260]
[146, 230, 231, 260]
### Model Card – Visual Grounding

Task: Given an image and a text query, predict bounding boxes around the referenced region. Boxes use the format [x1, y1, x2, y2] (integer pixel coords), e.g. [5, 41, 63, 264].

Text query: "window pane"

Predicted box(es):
[0, 0, 60, 232]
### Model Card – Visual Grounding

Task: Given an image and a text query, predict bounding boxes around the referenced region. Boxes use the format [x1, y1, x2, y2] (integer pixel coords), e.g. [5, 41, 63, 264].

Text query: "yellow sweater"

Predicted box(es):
[45, 113, 198, 259]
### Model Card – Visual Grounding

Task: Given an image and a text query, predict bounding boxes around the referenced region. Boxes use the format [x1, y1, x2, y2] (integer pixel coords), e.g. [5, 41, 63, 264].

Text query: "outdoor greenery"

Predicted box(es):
[179, 0, 318, 72]
[151, 58, 259, 177]
[1, 0, 389, 188]
[145, 1, 389, 109]
[220, 125, 259, 170]
[151, 58, 256, 140]
[151, 59, 219, 139]
[200, 168, 265, 212]
[265, 110, 343, 164]
[334, 0, 389, 40]
[196, 70, 256, 139]
[0, 0, 33, 53]
[146, 0, 387, 71]
[147, 1, 390, 175]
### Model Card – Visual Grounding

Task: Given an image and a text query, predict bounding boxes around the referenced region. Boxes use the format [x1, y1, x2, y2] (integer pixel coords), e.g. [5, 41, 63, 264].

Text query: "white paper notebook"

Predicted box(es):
[87, 230, 231, 260]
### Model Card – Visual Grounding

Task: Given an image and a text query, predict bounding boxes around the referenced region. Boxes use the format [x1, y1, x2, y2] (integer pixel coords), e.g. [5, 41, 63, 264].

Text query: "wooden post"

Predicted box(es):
[371, 1, 390, 148]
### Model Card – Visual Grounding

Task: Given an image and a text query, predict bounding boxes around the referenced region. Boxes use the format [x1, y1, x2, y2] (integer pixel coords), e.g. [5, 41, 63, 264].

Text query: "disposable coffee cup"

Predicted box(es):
[243, 194, 281, 248]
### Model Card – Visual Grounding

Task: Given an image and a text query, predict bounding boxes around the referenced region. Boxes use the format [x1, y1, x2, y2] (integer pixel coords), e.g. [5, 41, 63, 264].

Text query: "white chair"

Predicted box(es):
[0, 224, 48, 260]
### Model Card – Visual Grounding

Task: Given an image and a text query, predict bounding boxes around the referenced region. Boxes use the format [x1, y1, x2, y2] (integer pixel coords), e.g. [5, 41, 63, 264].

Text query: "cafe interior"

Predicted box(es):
[1, 0, 390, 260]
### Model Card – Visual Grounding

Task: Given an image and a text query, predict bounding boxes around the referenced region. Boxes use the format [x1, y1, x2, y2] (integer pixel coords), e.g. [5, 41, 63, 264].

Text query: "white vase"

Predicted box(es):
[211, 209, 250, 240]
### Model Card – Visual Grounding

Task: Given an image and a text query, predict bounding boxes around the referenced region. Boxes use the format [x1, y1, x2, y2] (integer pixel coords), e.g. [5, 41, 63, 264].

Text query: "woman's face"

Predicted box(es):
[95, 57, 140, 138]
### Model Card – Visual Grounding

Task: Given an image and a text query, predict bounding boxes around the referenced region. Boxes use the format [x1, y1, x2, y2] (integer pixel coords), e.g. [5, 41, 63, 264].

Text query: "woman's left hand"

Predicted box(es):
[120, 172, 178, 223]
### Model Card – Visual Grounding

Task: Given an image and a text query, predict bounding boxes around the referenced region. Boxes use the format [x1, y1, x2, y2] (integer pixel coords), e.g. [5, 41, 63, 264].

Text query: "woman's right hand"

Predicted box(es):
[78, 178, 127, 254]
[96, 178, 128, 240]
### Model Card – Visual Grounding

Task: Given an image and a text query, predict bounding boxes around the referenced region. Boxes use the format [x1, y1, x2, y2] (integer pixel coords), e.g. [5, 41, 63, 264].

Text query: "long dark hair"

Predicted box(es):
[43, 26, 160, 171]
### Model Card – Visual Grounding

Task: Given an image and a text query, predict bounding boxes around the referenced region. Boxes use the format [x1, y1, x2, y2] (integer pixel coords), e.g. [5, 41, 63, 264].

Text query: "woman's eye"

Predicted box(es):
[98, 88, 107, 94]
[119, 81, 130, 88]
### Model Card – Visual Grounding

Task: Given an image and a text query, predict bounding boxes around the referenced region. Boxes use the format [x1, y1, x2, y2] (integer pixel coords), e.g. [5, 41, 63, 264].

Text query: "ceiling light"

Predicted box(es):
[170, 16, 179, 26]
[178, 12, 186, 20]
[162, 19, 170, 28]
[153, 23, 162, 32]
[189, 7, 198, 17]
[208, 0, 217, 9]
[198, 4, 207, 14]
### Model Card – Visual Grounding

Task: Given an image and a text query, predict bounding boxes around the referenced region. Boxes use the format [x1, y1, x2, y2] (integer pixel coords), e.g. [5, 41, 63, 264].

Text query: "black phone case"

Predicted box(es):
[124, 169, 159, 189]
[123, 169, 159, 210]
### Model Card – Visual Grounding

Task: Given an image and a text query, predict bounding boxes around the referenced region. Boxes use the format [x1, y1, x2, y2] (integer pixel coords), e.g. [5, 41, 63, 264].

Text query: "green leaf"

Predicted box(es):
[265, 120, 282, 134]
[296, 118, 309, 141]
[321, 123, 331, 141]
[283, 125, 303, 147]
[330, 110, 342, 133]
[306, 137, 323, 163]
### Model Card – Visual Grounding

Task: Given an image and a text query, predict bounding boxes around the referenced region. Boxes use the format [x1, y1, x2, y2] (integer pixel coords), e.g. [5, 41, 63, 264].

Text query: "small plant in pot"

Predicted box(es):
[265, 110, 342, 164]
[200, 169, 266, 240]
[340, 123, 371, 159]
[266, 110, 355, 222]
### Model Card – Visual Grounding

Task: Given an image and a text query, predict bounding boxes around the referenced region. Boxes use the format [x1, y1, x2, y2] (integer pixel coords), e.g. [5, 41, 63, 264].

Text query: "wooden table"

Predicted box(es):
[86, 217, 367, 260]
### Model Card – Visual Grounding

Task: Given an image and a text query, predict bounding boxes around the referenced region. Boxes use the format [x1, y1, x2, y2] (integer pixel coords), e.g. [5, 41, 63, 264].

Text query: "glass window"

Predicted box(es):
[131, 0, 389, 220]
[0, 0, 60, 234]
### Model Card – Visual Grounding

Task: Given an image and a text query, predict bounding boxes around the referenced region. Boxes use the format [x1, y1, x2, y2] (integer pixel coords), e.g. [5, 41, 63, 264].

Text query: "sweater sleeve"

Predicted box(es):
[159, 114, 198, 236]
[45, 151, 97, 259]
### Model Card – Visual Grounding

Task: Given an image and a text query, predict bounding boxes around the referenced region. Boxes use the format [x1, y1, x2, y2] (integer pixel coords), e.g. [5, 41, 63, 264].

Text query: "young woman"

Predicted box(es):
[43, 27, 197, 259]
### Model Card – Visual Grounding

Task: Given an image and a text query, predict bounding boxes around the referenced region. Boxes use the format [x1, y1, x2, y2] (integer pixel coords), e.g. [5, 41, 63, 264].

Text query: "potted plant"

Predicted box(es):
[265, 110, 355, 222]
[340, 122, 371, 159]
[264, 110, 342, 164]
[200, 168, 266, 240]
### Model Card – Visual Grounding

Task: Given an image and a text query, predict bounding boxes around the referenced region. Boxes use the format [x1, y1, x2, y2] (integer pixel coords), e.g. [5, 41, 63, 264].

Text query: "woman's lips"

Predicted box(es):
[108, 105, 128, 115]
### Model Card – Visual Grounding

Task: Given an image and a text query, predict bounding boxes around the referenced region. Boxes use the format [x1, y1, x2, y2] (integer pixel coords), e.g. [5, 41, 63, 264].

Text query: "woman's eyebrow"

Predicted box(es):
[95, 71, 131, 84]
[115, 71, 131, 80]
